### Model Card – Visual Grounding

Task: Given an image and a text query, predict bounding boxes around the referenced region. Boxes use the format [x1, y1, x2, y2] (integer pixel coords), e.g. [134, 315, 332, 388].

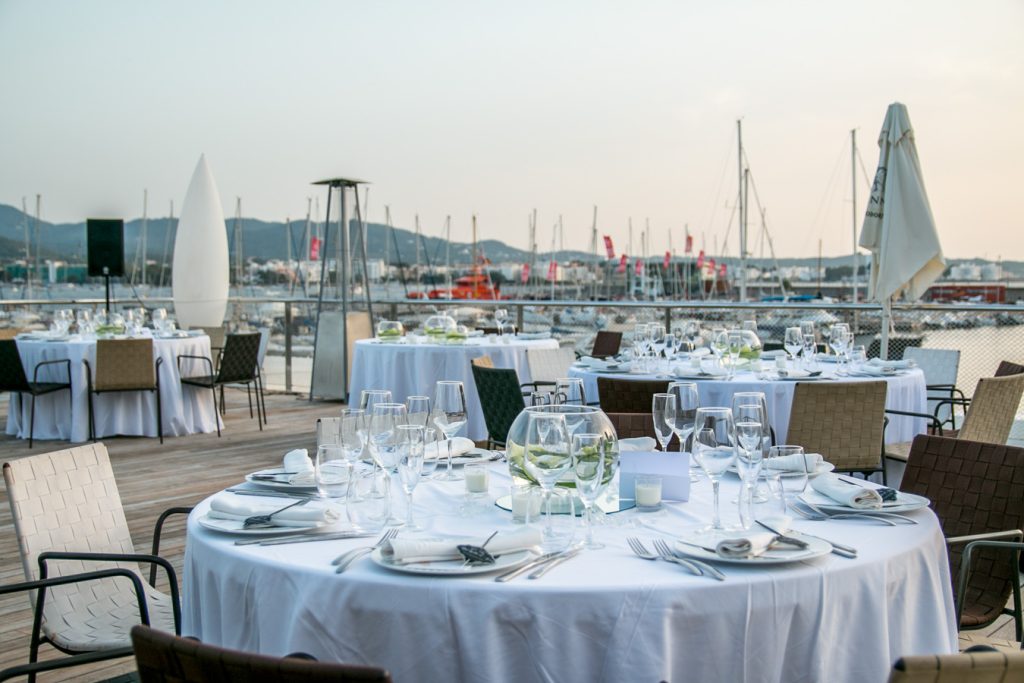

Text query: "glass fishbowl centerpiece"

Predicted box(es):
[423, 313, 456, 341]
[737, 329, 762, 362]
[506, 405, 619, 488]
[376, 320, 405, 340]
[445, 323, 469, 344]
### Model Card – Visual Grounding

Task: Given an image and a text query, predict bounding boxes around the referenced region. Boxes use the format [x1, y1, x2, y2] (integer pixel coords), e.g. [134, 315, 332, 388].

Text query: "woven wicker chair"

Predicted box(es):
[179, 332, 265, 436]
[903, 347, 963, 429]
[996, 360, 1024, 377]
[525, 346, 577, 392]
[888, 650, 1024, 682]
[902, 435, 1024, 641]
[84, 338, 163, 443]
[471, 354, 495, 369]
[2, 443, 186, 681]
[0, 327, 25, 339]
[0, 338, 72, 448]
[471, 363, 526, 449]
[606, 412, 679, 450]
[785, 380, 888, 481]
[597, 377, 670, 414]
[591, 331, 623, 359]
[131, 624, 393, 683]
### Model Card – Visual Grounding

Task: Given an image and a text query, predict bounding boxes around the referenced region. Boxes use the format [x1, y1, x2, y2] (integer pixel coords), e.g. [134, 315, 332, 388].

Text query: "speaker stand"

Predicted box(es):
[104, 274, 112, 314]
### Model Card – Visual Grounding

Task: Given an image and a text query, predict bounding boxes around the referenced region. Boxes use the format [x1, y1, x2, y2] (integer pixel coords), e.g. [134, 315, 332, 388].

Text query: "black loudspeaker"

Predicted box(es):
[87, 219, 125, 277]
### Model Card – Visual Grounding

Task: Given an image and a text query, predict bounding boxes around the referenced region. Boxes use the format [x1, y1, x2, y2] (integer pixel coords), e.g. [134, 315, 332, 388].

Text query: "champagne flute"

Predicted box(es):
[651, 393, 676, 452]
[730, 391, 771, 503]
[831, 323, 850, 375]
[691, 407, 737, 534]
[783, 327, 803, 362]
[522, 412, 573, 551]
[396, 424, 425, 530]
[711, 328, 729, 368]
[339, 408, 367, 477]
[432, 381, 468, 481]
[420, 427, 439, 479]
[572, 432, 608, 550]
[405, 395, 431, 426]
[727, 330, 743, 379]
[767, 445, 809, 513]
[667, 381, 700, 482]
[368, 402, 408, 525]
[554, 377, 587, 406]
[359, 390, 392, 492]
[733, 405, 765, 529]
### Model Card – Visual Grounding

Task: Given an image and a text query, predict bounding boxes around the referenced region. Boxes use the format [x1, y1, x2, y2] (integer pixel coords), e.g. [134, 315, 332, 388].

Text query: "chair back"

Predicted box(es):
[94, 338, 156, 391]
[0, 338, 31, 392]
[216, 333, 262, 383]
[904, 347, 961, 426]
[526, 346, 577, 385]
[470, 364, 525, 446]
[0, 327, 24, 340]
[471, 355, 495, 369]
[903, 435, 1024, 630]
[201, 325, 227, 353]
[888, 650, 1024, 683]
[591, 331, 622, 359]
[785, 381, 887, 472]
[131, 624, 393, 683]
[958, 373, 1024, 444]
[596, 377, 669, 414]
[257, 327, 271, 368]
[995, 360, 1024, 377]
[867, 336, 921, 360]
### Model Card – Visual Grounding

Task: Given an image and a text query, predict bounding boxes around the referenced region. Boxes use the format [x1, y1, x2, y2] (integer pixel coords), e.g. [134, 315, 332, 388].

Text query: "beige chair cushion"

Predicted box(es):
[885, 440, 913, 463]
[890, 650, 1024, 682]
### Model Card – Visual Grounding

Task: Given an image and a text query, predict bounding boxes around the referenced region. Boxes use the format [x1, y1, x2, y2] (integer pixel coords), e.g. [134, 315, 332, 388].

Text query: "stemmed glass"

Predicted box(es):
[396, 424, 425, 530]
[651, 393, 676, 452]
[632, 323, 650, 372]
[683, 320, 701, 349]
[360, 389, 393, 492]
[799, 320, 815, 341]
[727, 330, 743, 379]
[522, 412, 574, 551]
[77, 309, 94, 337]
[802, 334, 817, 371]
[338, 407, 367, 477]
[667, 381, 700, 482]
[405, 395, 431, 426]
[494, 308, 509, 328]
[572, 432, 608, 549]
[420, 427, 439, 479]
[730, 392, 771, 503]
[733, 404, 765, 529]
[554, 378, 587, 406]
[783, 327, 804, 363]
[767, 445, 809, 513]
[691, 407, 737, 534]
[711, 328, 729, 370]
[367, 402, 408, 526]
[152, 308, 168, 335]
[831, 323, 851, 375]
[432, 381, 468, 481]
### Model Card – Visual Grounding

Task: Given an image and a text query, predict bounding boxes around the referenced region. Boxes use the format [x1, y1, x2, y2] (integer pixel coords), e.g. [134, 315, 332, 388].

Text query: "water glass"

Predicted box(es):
[530, 391, 553, 407]
[766, 445, 808, 513]
[420, 427, 439, 478]
[554, 377, 587, 406]
[572, 432, 608, 548]
[691, 406, 737, 533]
[315, 444, 349, 499]
[339, 408, 366, 471]
[346, 469, 389, 532]
[405, 395, 431, 427]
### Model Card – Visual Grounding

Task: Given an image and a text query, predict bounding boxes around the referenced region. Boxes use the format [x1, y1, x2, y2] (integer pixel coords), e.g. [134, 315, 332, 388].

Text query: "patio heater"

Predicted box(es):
[309, 177, 375, 401]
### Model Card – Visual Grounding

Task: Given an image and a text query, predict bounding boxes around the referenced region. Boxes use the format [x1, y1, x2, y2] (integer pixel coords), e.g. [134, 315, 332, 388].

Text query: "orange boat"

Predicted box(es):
[419, 271, 508, 300]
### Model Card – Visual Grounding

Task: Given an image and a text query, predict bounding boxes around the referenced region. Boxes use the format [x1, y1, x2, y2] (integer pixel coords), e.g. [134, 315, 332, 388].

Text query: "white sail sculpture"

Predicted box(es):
[173, 154, 229, 328]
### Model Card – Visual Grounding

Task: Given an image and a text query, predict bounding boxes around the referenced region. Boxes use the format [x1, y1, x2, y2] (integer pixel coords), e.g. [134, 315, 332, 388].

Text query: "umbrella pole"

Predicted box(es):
[880, 298, 892, 360]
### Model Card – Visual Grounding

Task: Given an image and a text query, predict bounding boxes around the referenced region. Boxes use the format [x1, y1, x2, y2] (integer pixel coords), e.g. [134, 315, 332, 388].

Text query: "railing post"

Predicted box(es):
[284, 302, 293, 393]
[516, 304, 525, 332]
[664, 306, 672, 332]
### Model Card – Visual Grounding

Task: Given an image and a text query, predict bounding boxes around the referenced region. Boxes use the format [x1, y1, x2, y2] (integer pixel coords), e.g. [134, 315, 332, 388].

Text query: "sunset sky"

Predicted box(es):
[1, 1, 1021, 260]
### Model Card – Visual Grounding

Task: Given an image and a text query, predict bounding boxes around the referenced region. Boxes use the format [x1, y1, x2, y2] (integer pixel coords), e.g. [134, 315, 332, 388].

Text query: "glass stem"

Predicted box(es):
[405, 490, 415, 527]
[446, 440, 454, 477]
[584, 504, 594, 546]
[712, 479, 722, 529]
[543, 489, 553, 534]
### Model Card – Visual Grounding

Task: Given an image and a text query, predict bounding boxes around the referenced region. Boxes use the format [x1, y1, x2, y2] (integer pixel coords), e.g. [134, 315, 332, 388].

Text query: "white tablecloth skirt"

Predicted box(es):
[348, 337, 559, 440]
[6, 335, 222, 442]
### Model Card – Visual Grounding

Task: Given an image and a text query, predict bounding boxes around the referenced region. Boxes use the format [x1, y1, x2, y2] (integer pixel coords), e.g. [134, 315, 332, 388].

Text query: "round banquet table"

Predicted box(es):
[348, 336, 560, 441]
[5, 333, 222, 443]
[183, 464, 957, 683]
[569, 364, 928, 445]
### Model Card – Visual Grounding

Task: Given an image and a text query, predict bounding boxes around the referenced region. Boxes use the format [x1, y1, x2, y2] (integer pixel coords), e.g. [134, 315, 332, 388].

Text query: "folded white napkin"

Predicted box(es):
[779, 368, 813, 378]
[619, 437, 657, 451]
[716, 515, 793, 558]
[382, 528, 543, 565]
[760, 349, 786, 359]
[814, 352, 839, 363]
[517, 331, 552, 340]
[681, 347, 711, 359]
[766, 452, 823, 473]
[283, 448, 314, 474]
[207, 494, 340, 527]
[809, 474, 883, 509]
[424, 437, 476, 460]
[869, 358, 914, 370]
[849, 365, 893, 377]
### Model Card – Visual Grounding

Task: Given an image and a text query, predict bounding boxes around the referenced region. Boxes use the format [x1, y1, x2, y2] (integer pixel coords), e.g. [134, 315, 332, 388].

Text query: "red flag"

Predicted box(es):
[616, 254, 627, 274]
[719, 262, 727, 277]
[685, 234, 693, 254]
[310, 236, 320, 261]
[603, 235, 615, 259]
[520, 263, 530, 283]
[663, 251, 671, 269]
[546, 260, 558, 281]
[696, 249, 705, 268]
[635, 259, 644, 276]
[708, 258, 716, 274]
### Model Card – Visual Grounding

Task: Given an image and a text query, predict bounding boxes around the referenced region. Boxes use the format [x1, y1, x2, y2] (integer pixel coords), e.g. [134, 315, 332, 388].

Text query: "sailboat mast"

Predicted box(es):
[141, 189, 148, 285]
[851, 128, 859, 303]
[159, 201, 173, 290]
[21, 196, 31, 296]
[738, 119, 747, 302]
[590, 205, 598, 300]
[33, 194, 41, 290]
[445, 215, 452, 293]
[383, 206, 391, 290]
[414, 213, 422, 276]
[471, 213, 478, 268]
[232, 198, 243, 288]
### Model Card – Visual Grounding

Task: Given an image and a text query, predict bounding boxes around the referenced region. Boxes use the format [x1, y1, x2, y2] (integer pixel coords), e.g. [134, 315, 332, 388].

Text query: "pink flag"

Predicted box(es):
[616, 254, 627, 274]
[546, 260, 558, 281]
[520, 263, 530, 283]
[603, 235, 615, 258]
[310, 236, 320, 261]
[663, 251, 671, 269]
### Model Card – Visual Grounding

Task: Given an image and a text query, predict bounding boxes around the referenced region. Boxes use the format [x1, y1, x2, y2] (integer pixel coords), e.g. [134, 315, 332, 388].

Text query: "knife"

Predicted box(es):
[756, 520, 857, 558]
[527, 547, 583, 579]
[494, 551, 562, 582]
[233, 531, 376, 547]
[750, 521, 810, 549]
[225, 488, 313, 500]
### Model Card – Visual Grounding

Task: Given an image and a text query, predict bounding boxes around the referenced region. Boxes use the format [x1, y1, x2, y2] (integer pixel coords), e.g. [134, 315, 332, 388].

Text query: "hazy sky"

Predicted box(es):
[2, 1, 1022, 260]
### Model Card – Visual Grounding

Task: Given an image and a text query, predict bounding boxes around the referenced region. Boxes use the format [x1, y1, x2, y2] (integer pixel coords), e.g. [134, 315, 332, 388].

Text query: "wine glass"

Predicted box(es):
[651, 393, 676, 452]
[783, 327, 803, 362]
[632, 323, 650, 371]
[683, 320, 701, 349]
[432, 381, 468, 481]
[767, 445, 808, 513]
[711, 328, 729, 368]
[396, 424, 425, 530]
[522, 412, 573, 551]
[667, 381, 700, 482]
[662, 332, 677, 366]
[405, 395, 431, 426]
[420, 427, 439, 479]
[152, 308, 168, 335]
[339, 408, 366, 475]
[802, 333, 817, 371]
[691, 407, 737, 534]
[831, 323, 850, 375]
[741, 319, 758, 335]
[359, 390, 393, 491]
[799, 320, 815, 340]
[572, 432, 608, 550]
[494, 308, 509, 327]
[77, 309, 94, 337]
[727, 330, 743, 379]
[368, 402, 408, 525]
[733, 404, 765, 529]
[554, 378, 586, 406]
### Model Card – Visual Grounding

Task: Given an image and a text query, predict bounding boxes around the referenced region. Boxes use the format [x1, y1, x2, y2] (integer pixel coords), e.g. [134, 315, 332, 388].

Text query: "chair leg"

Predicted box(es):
[87, 391, 96, 442]
[247, 383, 254, 419]
[28, 393, 36, 448]
[155, 378, 163, 445]
[211, 385, 221, 437]
[219, 385, 226, 416]
[258, 371, 268, 426]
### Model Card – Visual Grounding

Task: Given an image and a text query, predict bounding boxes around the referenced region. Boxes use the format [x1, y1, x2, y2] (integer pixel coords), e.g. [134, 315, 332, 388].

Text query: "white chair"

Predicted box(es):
[2, 443, 184, 679]
[903, 347, 962, 429]
[525, 346, 577, 391]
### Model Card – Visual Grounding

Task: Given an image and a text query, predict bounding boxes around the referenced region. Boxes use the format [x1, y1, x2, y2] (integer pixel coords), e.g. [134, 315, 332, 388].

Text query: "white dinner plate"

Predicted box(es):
[729, 462, 835, 479]
[775, 373, 827, 381]
[245, 468, 318, 491]
[673, 373, 729, 381]
[675, 531, 832, 565]
[197, 513, 325, 536]
[799, 489, 931, 514]
[369, 547, 538, 576]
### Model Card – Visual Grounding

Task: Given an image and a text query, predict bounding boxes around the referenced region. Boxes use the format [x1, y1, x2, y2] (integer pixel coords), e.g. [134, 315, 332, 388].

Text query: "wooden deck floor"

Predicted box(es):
[0, 389, 341, 682]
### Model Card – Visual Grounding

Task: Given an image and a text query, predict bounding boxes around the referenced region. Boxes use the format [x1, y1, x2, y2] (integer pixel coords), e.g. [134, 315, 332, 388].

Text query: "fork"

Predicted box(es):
[652, 538, 727, 581]
[793, 500, 914, 526]
[242, 498, 310, 528]
[332, 528, 399, 573]
[626, 537, 701, 577]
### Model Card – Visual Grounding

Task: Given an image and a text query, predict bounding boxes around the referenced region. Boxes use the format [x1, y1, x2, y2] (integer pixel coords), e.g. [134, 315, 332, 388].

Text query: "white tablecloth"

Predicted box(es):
[183, 464, 956, 683]
[569, 365, 928, 444]
[348, 337, 560, 440]
[6, 334, 222, 442]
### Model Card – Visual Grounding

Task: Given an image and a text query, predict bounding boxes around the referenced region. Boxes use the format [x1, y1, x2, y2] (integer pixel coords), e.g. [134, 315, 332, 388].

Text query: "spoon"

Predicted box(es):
[242, 498, 310, 528]
[458, 531, 499, 566]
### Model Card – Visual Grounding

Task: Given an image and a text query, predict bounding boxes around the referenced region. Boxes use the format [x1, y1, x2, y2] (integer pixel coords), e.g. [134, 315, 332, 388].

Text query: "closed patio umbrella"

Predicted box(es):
[858, 102, 945, 358]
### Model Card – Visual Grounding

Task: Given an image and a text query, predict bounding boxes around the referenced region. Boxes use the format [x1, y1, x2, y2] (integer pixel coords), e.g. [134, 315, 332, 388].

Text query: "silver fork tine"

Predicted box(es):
[651, 538, 703, 577]
[626, 536, 655, 559]
[655, 539, 727, 581]
[331, 528, 397, 567]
